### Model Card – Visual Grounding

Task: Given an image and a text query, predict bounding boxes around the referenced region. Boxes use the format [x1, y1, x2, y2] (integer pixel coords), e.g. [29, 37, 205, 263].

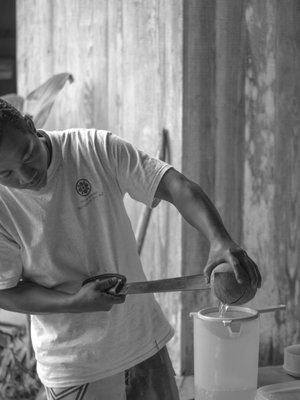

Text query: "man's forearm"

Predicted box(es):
[0, 281, 74, 315]
[170, 175, 232, 247]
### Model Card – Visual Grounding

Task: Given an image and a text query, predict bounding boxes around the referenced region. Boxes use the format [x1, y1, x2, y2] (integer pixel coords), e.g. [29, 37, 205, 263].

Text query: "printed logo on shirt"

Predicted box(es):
[76, 179, 91, 196]
[75, 178, 104, 210]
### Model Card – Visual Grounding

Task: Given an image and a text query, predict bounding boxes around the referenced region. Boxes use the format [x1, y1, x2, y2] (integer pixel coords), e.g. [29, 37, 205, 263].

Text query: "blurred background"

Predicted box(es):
[0, 0, 299, 384]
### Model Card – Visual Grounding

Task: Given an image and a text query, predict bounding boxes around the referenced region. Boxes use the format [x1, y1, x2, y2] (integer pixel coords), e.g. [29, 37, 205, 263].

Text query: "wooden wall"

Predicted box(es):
[17, 0, 300, 375]
[181, 0, 300, 373]
[181, 0, 250, 373]
[181, 0, 217, 375]
[244, 0, 300, 365]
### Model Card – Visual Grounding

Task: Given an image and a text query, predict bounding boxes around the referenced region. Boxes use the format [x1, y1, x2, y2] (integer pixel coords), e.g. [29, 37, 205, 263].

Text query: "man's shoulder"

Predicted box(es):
[44, 128, 107, 138]
[45, 128, 111, 148]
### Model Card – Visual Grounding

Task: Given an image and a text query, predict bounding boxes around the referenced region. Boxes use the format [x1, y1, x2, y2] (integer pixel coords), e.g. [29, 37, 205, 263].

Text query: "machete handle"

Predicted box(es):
[82, 273, 127, 295]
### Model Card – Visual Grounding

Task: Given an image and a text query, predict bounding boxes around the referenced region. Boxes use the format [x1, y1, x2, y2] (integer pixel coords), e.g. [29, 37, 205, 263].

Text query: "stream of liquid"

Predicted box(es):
[218, 302, 229, 318]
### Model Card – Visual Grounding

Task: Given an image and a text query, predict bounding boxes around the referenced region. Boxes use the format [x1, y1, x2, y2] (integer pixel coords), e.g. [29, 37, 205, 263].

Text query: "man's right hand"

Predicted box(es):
[71, 277, 126, 312]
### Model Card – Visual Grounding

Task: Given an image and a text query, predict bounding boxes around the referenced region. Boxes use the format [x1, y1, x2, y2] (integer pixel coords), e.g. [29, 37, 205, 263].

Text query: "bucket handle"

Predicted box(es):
[256, 305, 286, 314]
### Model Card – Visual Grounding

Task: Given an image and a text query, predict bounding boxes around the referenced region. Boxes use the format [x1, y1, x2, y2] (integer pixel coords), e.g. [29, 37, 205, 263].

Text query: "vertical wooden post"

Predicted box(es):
[214, 0, 246, 242]
[273, 0, 300, 364]
[244, 0, 300, 364]
[181, 0, 216, 375]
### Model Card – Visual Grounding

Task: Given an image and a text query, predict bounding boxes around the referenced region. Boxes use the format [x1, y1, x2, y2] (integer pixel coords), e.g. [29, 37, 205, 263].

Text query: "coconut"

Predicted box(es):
[211, 263, 257, 305]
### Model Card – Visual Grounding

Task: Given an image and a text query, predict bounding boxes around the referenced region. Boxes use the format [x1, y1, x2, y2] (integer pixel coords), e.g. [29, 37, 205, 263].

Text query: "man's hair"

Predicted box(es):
[0, 98, 26, 135]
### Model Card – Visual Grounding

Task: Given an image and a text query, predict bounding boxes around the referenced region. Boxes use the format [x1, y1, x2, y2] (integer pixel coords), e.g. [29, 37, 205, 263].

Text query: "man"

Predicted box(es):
[0, 99, 261, 399]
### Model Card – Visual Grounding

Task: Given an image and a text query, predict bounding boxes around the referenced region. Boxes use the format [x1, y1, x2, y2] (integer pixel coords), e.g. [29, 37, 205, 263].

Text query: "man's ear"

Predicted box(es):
[24, 114, 36, 134]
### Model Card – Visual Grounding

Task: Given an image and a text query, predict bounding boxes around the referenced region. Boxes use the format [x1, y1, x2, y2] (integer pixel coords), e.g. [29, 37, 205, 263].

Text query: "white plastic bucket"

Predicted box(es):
[190, 306, 260, 400]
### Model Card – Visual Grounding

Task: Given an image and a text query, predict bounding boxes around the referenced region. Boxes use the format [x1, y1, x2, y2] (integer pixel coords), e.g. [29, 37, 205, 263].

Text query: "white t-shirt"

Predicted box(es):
[0, 129, 174, 387]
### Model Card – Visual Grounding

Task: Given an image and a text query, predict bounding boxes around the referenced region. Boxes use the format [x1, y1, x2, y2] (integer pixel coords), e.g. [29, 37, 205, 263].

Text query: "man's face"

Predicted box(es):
[0, 123, 49, 191]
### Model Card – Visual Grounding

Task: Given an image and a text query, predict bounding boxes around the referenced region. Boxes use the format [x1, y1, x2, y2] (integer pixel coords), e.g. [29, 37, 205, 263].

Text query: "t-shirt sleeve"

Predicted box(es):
[0, 228, 22, 289]
[105, 132, 172, 208]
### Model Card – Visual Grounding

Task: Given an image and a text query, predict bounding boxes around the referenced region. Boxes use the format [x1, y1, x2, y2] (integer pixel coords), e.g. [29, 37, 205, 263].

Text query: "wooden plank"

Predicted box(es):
[117, 0, 183, 373]
[273, 0, 300, 364]
[105, 0, 183, 373]
[17, 0, 54, 97]
[214, 0, 246, 242]
[243, 0, 278, 364]
[48, 0, 109, 129]
[244, 0, 300, 365]
[181, 0, 216, 375]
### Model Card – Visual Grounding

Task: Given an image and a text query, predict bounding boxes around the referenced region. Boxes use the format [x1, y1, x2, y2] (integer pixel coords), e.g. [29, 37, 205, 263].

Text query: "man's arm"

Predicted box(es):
[155, 168, 261, 287]
[0, 277, 125, 315]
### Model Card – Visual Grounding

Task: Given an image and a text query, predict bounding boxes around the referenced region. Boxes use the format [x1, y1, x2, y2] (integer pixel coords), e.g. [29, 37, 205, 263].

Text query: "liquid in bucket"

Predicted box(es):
[218, 302, 229, 318]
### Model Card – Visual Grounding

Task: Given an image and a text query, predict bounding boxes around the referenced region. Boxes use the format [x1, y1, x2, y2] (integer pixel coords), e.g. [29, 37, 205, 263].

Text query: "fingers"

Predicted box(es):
[205, 247, 262, 289]
[256, 263, 262, 288]
[204, 259, 225, 283]
[95, 277, 120, 291]
[229, 250, 262, 288]
[105, 292, 126, 303]
[240, 252, 261, 288]
[245, 257, 262, 288]
[226, 252, 245, 284]
[95, 278, 126, 303]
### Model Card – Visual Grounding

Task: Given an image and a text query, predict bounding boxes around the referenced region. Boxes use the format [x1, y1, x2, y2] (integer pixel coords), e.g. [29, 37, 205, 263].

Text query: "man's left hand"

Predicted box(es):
[204, 242, 262, 289]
